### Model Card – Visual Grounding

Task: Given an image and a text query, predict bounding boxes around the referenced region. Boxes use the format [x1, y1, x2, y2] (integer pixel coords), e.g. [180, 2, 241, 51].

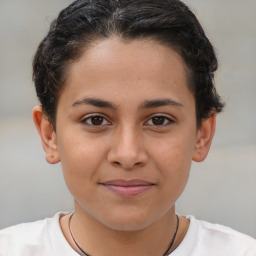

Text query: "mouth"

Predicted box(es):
[100, 179, 155, 197]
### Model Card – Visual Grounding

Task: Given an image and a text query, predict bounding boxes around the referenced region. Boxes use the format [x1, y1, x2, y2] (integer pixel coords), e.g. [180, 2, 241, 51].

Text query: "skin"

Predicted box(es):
[33, 37, 216, 255]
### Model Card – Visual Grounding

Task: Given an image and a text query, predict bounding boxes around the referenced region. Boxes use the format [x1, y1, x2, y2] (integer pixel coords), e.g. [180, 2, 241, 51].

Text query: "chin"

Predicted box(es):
[97, 209, 158, 232]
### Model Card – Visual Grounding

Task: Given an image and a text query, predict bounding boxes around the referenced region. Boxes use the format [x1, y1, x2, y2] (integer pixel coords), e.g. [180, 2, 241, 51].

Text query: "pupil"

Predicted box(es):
[152, 116, 165, 125]
[91, 116, 103, 125]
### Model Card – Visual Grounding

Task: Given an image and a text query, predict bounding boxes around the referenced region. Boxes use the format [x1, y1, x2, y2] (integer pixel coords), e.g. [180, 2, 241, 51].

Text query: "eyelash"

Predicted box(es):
[145, 115, 174, 127]
[81, 114, 111, 126]
[81, 114, 174, 127]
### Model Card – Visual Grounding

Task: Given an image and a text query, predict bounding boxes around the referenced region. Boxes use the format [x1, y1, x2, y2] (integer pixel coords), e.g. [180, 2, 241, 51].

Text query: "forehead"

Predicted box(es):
[60, 37, 194, 110]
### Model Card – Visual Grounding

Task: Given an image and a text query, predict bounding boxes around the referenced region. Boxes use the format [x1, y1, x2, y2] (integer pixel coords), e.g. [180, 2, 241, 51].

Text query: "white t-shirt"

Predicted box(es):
[0, 213, 255, 256]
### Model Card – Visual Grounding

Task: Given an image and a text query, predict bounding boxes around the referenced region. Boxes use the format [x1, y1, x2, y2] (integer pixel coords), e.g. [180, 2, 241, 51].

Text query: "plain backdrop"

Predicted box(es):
[0, 0, 255, 238]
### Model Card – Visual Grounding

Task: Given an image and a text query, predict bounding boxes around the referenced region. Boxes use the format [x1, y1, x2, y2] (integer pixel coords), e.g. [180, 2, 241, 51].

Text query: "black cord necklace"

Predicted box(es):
[162, 214, 179, 255]
[68, 213, 179, 256]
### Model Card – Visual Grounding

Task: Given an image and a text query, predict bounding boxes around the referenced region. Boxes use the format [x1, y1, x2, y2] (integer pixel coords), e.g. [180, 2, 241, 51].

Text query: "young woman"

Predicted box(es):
[0, 0, 255, 255]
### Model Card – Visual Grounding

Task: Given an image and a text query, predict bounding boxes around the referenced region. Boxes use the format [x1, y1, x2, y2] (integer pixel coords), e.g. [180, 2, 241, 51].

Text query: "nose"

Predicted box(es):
[107, 126, 148, 170]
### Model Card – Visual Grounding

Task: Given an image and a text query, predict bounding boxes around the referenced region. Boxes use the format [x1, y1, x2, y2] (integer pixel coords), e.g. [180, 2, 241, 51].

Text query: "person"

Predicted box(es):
[0, 0, 255, 255]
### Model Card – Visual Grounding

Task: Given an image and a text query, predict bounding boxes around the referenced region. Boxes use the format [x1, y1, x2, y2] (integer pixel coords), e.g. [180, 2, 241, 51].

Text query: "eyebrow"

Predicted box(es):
[139, 98, 183, 109]
[72, 97, 183, 110]
[72, 98, 117, 109]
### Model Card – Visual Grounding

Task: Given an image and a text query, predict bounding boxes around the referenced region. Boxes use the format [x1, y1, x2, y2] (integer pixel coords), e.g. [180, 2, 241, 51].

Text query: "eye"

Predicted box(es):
[81, 115, 111, 126]
[145, 115, 174, 126]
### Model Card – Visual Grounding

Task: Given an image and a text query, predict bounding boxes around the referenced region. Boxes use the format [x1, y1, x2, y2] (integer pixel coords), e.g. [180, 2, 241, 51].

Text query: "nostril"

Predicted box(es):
[112, 160, 144, 169]
[113, 161, 121, 167]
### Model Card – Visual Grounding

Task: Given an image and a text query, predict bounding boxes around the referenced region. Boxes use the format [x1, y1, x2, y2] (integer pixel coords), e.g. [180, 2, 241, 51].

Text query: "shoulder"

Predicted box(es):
[1, 216, 51, 237]
[172, 215, 256, 256]
[195, 217, 255, 244]
[191, 216, 256, 255]
[0, 212, 71, 256]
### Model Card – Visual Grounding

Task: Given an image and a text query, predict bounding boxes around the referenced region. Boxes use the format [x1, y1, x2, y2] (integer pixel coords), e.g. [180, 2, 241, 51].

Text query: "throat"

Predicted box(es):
[60, 210, 188, 256]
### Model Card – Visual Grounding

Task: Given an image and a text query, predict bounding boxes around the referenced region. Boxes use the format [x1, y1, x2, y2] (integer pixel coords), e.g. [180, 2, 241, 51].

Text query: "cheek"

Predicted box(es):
[57, 132, 106, 182]
[150, 135, 194, 190]
[58, 139, 103, 203]
[153, 135, 194, 168]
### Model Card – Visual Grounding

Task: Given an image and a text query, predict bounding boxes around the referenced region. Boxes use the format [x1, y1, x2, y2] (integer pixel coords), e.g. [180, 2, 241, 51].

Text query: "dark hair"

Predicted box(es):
[33, 0, 224, 127]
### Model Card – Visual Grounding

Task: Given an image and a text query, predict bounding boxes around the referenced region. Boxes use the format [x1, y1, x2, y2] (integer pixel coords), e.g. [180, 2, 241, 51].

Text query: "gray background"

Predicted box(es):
[0, 0, 255, 238]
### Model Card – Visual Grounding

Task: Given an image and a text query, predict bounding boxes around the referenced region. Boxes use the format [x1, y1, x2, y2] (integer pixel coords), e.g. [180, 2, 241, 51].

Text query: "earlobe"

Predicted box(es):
[32, 106, 60, 164]
[192, 115, 216, 162]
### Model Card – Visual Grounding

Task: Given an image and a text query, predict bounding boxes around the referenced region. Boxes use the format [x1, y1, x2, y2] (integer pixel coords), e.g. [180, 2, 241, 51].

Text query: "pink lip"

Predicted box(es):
[101, 180, 154, 197]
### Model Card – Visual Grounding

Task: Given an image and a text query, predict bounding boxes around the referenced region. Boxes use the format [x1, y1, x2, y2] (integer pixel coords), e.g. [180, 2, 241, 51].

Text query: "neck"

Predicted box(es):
[61, 203, 187, 256]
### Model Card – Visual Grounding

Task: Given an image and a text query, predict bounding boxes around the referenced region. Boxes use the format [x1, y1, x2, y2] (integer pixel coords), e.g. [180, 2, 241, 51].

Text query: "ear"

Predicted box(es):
[32, 106, 60, 164]
[192, 115, 216, 162]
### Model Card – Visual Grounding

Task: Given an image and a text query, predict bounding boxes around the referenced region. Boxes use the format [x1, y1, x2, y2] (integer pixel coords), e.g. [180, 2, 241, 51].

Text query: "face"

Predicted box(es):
[49, 38, 204, 231]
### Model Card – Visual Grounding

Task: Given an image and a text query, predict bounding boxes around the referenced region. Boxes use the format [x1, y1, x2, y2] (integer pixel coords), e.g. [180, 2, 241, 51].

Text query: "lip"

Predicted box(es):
[100, 179, 154, 197]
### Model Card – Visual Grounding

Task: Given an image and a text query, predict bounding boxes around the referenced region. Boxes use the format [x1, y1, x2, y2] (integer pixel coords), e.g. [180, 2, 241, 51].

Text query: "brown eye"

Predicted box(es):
[91, 116, 104, 125]
[152, 116, 166, 125]
[82, 115, 110, 126]
[145, 115, 174, 126]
